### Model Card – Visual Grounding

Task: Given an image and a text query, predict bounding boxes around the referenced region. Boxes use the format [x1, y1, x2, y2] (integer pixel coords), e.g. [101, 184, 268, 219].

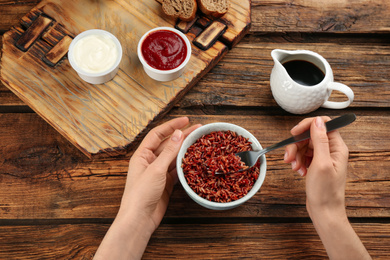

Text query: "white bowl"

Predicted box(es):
[68, 29, 122, 84]
[176, 123, 267, 210]
[137, 27, 191, 81]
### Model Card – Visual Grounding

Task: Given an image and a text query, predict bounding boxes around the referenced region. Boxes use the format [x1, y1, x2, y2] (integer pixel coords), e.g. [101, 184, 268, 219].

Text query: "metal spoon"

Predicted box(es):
[216, 113, 356, 175]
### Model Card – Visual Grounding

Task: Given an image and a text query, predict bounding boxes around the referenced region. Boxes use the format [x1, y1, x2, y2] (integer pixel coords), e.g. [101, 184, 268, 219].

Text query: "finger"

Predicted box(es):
[167, 168, 179, 189]
[284, 139, 309, 163]
[327, 128, 346, 150]
[148, 129, 184, 178]
[327, 129, 349, 165]
[157, 168, 179, 211]
[284, 144, 297, 163]
[295, 150, 308, 177]
[290, 117, 315, 135]
[166, 124, 202, 173]
[292, 143, 307, 170]
[310, 116, 332, 163]
[291, 116, 331, 136]
[138, 117, 189, 153]
[155, 123, 202, 157]
[129, 117, 189, 180]
[292, 149, 303, 171]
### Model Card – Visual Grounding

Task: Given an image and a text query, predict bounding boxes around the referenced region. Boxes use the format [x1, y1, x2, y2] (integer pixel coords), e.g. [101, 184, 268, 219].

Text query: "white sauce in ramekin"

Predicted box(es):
[72, 34, 118, 74]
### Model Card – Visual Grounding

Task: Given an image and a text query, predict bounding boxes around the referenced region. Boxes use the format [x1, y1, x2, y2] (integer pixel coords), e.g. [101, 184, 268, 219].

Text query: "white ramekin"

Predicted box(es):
[176, 122, 267, 210]
[68, 29, 123, 84]
[137, 27, 191, 82]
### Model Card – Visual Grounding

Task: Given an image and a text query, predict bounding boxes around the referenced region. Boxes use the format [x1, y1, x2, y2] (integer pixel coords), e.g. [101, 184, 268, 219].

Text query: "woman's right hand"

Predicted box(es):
[284, 116, 371, 260]
[284, 116, 349, 218]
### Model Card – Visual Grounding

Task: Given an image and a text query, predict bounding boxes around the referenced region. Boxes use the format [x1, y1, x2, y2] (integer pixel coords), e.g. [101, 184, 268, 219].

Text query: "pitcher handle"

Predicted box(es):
[322, 82, 354, 109]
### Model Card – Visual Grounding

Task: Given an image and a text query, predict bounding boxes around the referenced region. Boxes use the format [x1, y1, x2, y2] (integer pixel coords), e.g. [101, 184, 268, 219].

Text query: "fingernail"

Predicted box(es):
[291, 160, 296, 170]
[297, 168, 305, 177]
[171, 129, 183, 142]
[284, 150, 288, 161]
[315, 116, 325, 129]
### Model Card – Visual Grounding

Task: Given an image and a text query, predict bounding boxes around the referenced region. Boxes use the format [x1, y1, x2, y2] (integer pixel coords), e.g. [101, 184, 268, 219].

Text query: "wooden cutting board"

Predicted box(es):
[0, 0, 250, 158]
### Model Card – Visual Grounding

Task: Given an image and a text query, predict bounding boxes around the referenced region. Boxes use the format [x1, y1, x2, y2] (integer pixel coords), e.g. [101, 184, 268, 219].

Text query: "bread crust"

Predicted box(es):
[197, 0, 229, 18]
[162, 0, 197, 22]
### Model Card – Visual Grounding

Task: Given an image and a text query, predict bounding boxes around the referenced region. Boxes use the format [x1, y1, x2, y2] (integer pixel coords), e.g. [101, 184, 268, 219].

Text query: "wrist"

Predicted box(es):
[306, 194, 347, 222]
[115, 206, 156, 239]
[307, 207, 371, 260]
[117, 196, 157, 233]
[94, 208, 154, 260]
[307, 203, 348, 227]
[309, 207, 348, 230]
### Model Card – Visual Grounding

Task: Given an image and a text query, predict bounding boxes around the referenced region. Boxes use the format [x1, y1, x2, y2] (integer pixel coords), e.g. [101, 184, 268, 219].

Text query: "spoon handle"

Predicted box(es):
[217, 114, 357, 175]
[261, 113, 357, 155]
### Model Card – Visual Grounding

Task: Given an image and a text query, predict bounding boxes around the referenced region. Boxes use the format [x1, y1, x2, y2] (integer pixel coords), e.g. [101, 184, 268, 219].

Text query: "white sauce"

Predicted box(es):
[72, 34, 118, 74]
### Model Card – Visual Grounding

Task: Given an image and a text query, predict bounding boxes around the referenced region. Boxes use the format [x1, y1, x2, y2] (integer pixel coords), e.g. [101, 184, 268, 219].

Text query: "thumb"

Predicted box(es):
[311, 117, 331, 162]
[151, 129, 184, 172]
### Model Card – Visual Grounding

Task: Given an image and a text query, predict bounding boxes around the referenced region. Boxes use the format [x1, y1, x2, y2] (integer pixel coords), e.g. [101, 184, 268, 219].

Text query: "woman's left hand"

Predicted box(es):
[94, 117, 201, 260]
[120, 116, 201, 232]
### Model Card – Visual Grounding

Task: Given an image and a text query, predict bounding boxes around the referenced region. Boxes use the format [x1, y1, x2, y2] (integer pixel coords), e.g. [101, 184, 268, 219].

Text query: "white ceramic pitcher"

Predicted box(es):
[270, 49, 354, 114]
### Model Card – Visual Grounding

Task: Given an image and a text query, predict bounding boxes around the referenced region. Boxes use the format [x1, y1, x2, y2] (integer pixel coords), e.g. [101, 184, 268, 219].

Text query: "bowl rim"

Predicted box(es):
[137, 26, 192, 74]
[176, 122, 267, 209]
[68, 29, 123, 77]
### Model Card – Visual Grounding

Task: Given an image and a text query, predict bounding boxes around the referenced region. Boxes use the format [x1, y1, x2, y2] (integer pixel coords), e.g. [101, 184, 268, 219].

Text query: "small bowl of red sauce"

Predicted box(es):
[137, 27, 191, 81]
[176, 123, 267, 210]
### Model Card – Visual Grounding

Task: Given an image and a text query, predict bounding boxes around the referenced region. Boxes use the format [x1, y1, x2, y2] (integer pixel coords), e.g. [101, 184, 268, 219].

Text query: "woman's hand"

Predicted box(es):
[119, 116, 201, 232]
[284, 116, 371, 260]
[284, 116, 349, 217]
[94, 117, 201, 260]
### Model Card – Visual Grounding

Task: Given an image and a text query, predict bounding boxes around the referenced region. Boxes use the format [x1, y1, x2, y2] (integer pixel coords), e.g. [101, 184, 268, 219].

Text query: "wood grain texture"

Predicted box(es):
[181, 40, 390, 108]
[1, 1, 390, 259]
[0, 224, 105, 259]
[145, 223, 390, 259]
[194, 21, 227, 50]
[0, 223, 388, 259]
[15, 14, 53, 51]
[43, 35, 73, 66]
[0, 0, 41, 32]
[0, 113, 388, 219]
[1, 0, 389, 34]
[251, 0, 390, 33]
[0, 0, 250, 157]
[3, 35, 389, 109]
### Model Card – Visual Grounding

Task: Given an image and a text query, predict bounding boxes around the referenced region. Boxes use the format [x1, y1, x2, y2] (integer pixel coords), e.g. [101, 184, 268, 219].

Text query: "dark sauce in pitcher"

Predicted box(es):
[283, 60, 325, 86]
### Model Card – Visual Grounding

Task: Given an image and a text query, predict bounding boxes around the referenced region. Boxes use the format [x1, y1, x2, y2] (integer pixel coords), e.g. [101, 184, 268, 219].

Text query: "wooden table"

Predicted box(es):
[1, 0, 389, 259]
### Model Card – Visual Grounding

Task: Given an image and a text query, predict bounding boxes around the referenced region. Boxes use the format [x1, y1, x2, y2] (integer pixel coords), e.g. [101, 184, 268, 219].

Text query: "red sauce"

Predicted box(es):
[141, 30, 187, 71]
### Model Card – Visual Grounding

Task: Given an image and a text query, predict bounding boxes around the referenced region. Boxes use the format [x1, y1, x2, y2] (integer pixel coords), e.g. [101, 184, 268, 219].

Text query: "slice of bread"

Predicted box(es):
[162, 0, 197, 22]
[197, 0, 229, 18]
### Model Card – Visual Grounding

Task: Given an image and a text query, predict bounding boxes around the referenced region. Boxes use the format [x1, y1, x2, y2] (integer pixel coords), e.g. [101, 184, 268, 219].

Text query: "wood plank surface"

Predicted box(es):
[1, 0, 389, 34]
[182, 40, 390, 108]
[0, 113, 389, 219]
[2, 35, 390, 109]
[0, 0, 41, 33]
[1, 1, 390, 109]
[146, 223, 390, 259]
[0, 223, 388, 259]
[1, 0, 389, 259]
[0, 0, 250, 158]
[251, 0, 390, 33]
